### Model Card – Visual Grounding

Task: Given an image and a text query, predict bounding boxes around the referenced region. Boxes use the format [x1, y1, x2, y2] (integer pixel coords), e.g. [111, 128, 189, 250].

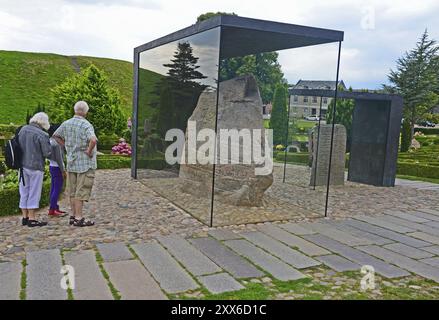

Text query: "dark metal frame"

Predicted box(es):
[288, 88, 404, 188]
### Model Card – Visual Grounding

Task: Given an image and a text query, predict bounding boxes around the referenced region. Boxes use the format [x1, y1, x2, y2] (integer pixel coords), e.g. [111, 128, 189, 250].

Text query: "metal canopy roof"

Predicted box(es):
[134, 15, 344, 58]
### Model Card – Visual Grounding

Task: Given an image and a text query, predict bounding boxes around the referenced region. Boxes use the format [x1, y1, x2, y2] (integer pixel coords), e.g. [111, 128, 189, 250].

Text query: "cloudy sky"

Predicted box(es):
[0, 0, 438, 89]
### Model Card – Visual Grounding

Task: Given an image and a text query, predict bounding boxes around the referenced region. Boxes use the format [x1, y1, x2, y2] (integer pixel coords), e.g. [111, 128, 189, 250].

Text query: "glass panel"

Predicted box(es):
[210, 42, 340, 226]
[136, 27, 220, 225]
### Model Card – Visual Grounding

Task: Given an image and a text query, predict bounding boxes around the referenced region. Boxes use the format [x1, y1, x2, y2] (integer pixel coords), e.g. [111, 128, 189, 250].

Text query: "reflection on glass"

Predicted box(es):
[136, 27, 220, 225]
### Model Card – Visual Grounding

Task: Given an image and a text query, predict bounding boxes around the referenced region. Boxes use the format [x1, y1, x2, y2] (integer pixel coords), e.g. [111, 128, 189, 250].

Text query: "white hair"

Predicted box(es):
[29, 112, 50, 131]
[74, 101, 89, 115]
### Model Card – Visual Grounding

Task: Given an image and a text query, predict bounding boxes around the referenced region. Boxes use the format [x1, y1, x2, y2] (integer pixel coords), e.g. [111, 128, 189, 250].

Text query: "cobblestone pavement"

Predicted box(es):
[139, 164, 439, 225]
[0, 169, 208, 263]
[1, 207, 439, 299]
[1, 169, 439, 300]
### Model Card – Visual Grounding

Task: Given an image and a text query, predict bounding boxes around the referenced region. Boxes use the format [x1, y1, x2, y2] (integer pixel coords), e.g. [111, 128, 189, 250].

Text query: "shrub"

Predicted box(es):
[97, 155, 131, 169]
[111, 139, 132, 156]
[0, 124, 20, 136]
[414, 127, 439, 135]
[98, 133, 119, 150]
[400, 119, 411, 152]
[397, 162, 439, 179]
[275, 152, 309, 165]
[0, 181, 51, 217]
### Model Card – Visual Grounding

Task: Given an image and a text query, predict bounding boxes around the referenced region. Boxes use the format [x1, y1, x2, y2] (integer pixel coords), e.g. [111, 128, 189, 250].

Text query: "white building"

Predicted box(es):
[289, 80, 346, 118]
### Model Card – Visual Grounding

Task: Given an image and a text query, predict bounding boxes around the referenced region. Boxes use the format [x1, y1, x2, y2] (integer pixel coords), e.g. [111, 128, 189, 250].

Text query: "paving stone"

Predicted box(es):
[198, 273, 244, 294]
[383, 243, 434, 260]
[157, 234, 221, 276]
[27, 249, 67, 300]
[379, 215, 439, 236]
[357, 245, 439, 283]
[258, 224, 330, 256]
[303, 234, 409, 278]
[417, 208, 439, 216]
[224, 239, 306, 281]
[407, 232, 439, 245]
[420, 257, 439, 268]
[208, 229, 242, 241]
[316, 254, 360, 272]
[241, 231, 320, 269]
[104, 260, 167, 300]
[353, 216, 415, 233]
[298, 222, 372, 246]
[324, 221, 393, 245]
[421, 245, 439, 255]
[0, 262, 21, 300]
[385, 211, 430, 223]
[411, 211, 439, 222]
[342, 219, 431, 248]
[278, 223, 316, 235]
[64, 250, 113, 300]
[427, 221, 439, 229]
[189, 237, 263, 279]
[132, 242, 198, 294]
[96, 242, 133, 262]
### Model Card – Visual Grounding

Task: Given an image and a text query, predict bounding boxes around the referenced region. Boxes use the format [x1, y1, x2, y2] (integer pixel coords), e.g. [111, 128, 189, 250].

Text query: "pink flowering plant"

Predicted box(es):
[111, 138, 132, 156]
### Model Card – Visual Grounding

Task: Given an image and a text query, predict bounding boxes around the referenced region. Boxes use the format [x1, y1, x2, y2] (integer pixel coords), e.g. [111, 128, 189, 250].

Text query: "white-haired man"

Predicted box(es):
[18, 112, 52, 227]
[53, 101, 97, 227]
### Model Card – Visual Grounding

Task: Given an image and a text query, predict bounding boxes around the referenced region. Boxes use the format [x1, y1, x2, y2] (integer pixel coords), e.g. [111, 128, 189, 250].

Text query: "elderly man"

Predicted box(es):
[54, 101, 97, 227]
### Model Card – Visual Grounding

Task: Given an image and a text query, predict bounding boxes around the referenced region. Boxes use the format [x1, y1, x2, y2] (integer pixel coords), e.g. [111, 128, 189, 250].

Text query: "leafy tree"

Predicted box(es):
[269, 85, 288, 145]
[196, 11, 287, 104]
[327, 86, 355, 151]
[387, 30, 439, 142]
[50, 65, 126, 136]
[220, 53, 286, 103]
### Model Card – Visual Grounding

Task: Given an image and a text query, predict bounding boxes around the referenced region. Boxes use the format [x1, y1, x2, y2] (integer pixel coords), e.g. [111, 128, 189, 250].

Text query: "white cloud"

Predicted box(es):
[0, 0, 438, 89]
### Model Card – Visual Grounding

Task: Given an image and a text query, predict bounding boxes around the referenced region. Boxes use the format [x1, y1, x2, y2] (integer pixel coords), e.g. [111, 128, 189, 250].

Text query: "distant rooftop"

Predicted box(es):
[290, 80, 346, 91]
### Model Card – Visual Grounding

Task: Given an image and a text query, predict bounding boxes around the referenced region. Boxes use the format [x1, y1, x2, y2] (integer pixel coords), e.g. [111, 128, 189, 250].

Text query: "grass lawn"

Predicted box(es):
[0, 50, 134, 124]
[175, 266, 439, 300]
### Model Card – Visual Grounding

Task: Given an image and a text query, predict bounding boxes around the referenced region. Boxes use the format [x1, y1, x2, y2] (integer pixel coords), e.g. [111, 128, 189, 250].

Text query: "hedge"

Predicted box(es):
[397, 162, 439, 179]
[414, 128, 439, 135]
[0, 124, 20, 136]
[275, 152, 309, 165]
[97, 156, 131, 169]
[0, 180, 51, 217]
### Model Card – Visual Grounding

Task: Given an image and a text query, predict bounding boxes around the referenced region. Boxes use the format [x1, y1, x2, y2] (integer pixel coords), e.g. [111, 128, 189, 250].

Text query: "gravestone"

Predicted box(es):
[179, 75, 273, 206]
[309, 124, 346, 186]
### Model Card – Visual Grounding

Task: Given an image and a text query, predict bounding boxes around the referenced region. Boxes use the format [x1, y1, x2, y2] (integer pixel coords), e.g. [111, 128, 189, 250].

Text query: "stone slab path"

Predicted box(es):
[2, 210, 439, 299]
[64, 250, 113, 300]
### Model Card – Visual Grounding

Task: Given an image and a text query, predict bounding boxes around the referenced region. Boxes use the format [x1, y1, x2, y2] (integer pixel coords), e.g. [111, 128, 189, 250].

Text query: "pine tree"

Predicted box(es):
[269, 85, 288, 145]
[388, 30, 439, 141]
[163, 42, 207, 83]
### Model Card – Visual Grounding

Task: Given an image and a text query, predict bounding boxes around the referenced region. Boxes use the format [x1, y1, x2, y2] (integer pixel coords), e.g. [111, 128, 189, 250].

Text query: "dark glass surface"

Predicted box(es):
[136, 27, 220, 225]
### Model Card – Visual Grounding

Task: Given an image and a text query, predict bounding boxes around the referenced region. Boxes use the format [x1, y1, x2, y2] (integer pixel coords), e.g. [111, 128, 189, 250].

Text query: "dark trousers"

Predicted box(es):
[49, 166, 63, 210]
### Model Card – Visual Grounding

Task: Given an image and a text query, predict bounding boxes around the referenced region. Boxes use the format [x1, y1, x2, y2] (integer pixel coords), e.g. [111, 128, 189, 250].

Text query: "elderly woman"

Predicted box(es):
[18, 112, 52, 227]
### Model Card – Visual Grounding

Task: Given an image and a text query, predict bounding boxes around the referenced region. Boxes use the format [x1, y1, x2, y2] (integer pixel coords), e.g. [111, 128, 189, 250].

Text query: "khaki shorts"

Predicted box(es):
[67, 169, 95, 201]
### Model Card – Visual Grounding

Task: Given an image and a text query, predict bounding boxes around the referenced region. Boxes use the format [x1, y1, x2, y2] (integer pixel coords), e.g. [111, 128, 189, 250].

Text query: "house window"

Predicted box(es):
[312, 96, 317, 103]
[293, 95, 298, 102]
[303, 96, 308, 103]
[323, 97, 328, 104]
